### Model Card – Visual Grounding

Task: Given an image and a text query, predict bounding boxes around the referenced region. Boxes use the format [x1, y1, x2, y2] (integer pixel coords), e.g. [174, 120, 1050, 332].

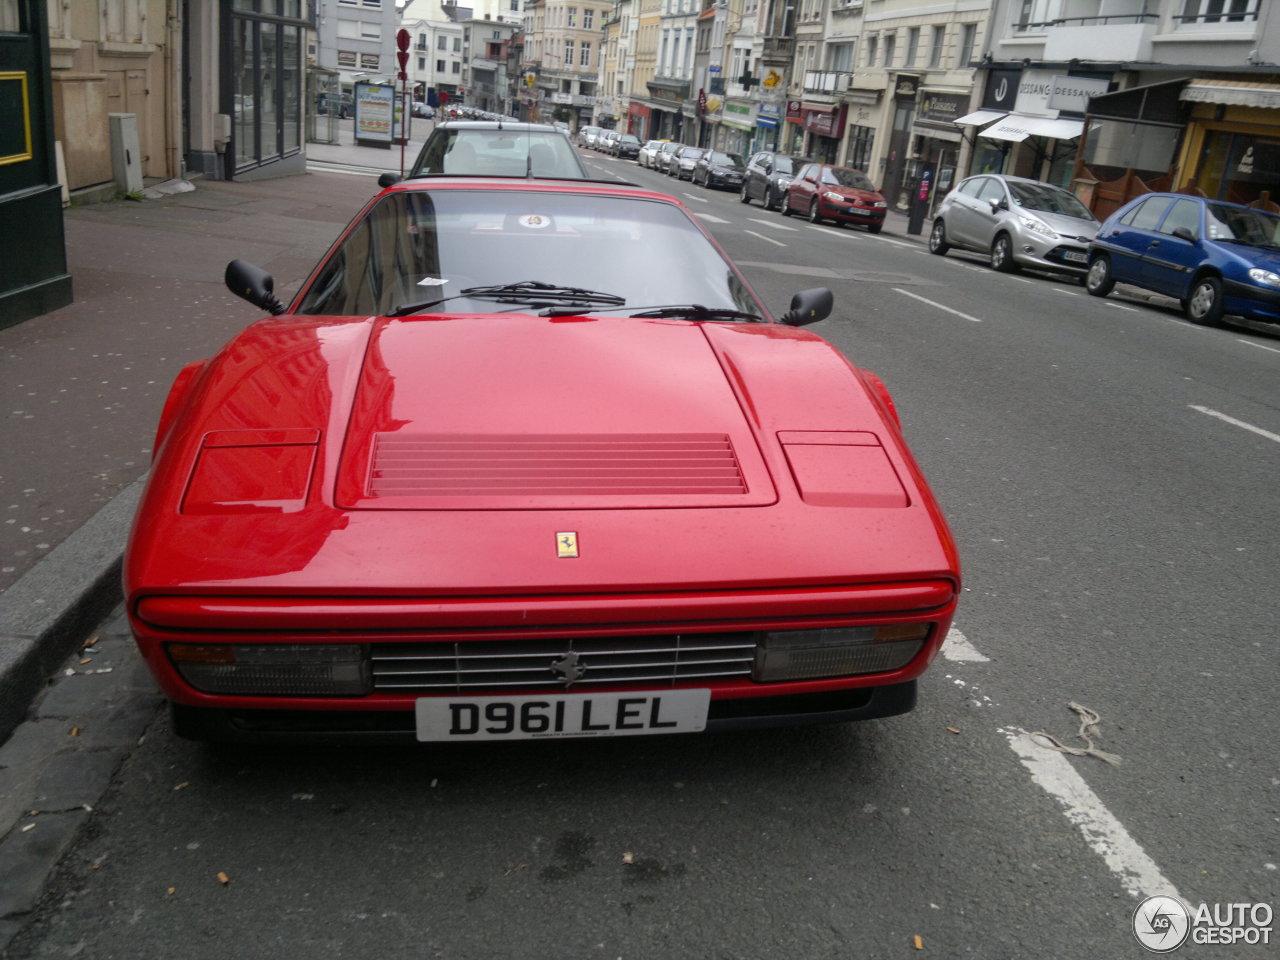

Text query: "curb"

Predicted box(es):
[0, 477, 146, 744]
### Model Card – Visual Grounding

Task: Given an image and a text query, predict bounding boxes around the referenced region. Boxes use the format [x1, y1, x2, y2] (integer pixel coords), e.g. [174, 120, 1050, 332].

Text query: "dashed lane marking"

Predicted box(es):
[1238, 338, 1280, 354]
[892, 287, 983, 322]
[743, 230, 787, 248]
[694, 212, 730, 223]
[1189, 405, 1280, 444]
[748, 218, 799, 231]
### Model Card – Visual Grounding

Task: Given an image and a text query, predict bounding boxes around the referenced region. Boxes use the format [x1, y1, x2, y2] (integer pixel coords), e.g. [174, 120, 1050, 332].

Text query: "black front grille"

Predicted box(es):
[370, 633, 757, 693]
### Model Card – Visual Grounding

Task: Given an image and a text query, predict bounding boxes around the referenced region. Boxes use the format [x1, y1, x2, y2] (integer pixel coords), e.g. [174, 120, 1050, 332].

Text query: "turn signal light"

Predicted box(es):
[168, 643, 370, 696]
[753, 624, 930, 682]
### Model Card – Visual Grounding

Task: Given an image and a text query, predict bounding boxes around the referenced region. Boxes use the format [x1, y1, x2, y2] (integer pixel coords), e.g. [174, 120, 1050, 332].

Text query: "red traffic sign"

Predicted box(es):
[397, 49, 409, 71]
[396, 29, 410, 51]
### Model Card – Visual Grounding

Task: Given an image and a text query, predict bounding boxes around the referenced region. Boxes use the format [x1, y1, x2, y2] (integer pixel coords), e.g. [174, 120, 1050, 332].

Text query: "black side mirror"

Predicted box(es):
[378, 172, 403, 188]
[225, 259, 286, 315]
[780, 287, 834, 326]
[1171, 226, 1197, 243]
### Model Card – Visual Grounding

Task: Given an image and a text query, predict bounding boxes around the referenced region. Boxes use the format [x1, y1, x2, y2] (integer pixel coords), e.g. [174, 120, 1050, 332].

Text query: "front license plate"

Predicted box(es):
[1064, 250, 1087, 263]
[415, 689, 712, 741]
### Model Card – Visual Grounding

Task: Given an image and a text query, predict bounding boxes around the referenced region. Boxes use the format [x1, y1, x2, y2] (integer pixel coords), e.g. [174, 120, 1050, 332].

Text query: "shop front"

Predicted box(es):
[628, 101, 651, 140]
[718, 100, 755, 154]
[1177, 78, 1280, 208]
[912, 91, 967, 211]
[785, 100, 846, 165]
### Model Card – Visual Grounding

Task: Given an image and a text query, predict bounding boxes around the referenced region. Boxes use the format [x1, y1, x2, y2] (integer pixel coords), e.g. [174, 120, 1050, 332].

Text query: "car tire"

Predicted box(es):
[740, 182, 751, 204]
[781, 194, 793, 216]
[1084, 255, 1115, 297]
[808, 200, 823, 225]
[990, 233, 1019, 273]
[868, 223, 883, 234]
[1184, 275, 1225, 326]
[763, 188, 778, 212]
[928, 220, 950, 255]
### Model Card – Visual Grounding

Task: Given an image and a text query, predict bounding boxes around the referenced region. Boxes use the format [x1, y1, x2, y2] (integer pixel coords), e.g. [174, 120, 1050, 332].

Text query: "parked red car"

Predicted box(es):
[784, 163, 888, 233]
[125, 177, 959, 742]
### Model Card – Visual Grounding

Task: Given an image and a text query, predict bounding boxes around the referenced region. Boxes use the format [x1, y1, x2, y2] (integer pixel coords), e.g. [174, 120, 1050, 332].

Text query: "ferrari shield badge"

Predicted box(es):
[556, 532, 579, 558]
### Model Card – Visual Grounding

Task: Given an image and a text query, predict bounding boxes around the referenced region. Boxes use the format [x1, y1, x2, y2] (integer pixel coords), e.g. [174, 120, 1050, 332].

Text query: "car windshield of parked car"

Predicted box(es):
[775, 156, 799, 176]
[707, 151, 742, 167]
[295, 189, 763, 319]
[1205, 203, 1280, 248]
[1008, 181, 1095, 221]
[410, 129, 586, 178]
[682, 148, 705, 160]
[822, 168, 875, 190]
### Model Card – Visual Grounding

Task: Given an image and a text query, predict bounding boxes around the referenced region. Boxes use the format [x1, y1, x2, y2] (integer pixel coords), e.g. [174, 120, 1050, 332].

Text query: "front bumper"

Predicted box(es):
[1224, 278, 1280, 322]
[1015, 233, 1091, 273]
[819, 200, 886, 225]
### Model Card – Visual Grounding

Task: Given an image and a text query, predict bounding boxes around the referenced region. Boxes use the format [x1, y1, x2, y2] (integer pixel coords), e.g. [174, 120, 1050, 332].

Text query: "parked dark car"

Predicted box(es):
[929, 174, 1098, 275]
[783, 163, 887, 233]
[1085, 192, 1280, 326]
[693, 150, 745, 190]
[740, 152, 812, 210]
[611, 133, 642, 159]
[670, 145, 706, 180]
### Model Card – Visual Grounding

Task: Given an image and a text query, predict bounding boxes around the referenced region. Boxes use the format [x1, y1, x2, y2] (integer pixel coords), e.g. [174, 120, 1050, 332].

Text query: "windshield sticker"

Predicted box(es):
[518, 214, 552, 229]
[417, 277, 448, 286]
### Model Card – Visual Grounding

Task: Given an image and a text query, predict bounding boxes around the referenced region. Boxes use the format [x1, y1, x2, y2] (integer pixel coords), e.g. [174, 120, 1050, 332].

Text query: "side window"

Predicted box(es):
[1159, 199, 1201, 238]
[800, 164, 817, 182]
[957, 177, 986, 198]
[977, 179, 1006, 206]
[1129, 197, 1173, 230]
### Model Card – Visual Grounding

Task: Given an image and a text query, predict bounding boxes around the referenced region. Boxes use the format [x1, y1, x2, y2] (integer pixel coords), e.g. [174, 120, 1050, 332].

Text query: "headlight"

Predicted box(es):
[753, 624, 931, 682]
[1247, 267, 1280, 288]
[1018, 215, 1057, 239]
[872, 201, 887, 208]
[776, 178, 792, 188]
[823, 191, 846, 203]
[168, 643, 370, 696]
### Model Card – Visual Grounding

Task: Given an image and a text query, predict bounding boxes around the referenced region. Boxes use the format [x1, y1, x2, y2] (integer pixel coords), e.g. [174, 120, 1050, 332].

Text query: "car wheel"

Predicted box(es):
[1084, 255, 1115, 297]
[990, 233, 1019, 273]
[763, 188, 777, 212]
[928, 220, 950, 255]
[1184, 275, 1225, 326]
[808, 200, 823, 224]
[740, 182, 751, 204]
[781, 194, 793, 217]
[867, 223, 883, 234]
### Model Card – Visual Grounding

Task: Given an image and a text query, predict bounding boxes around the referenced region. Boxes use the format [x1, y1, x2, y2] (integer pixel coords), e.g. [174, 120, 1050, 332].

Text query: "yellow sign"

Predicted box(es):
[763, 70, 781, 88]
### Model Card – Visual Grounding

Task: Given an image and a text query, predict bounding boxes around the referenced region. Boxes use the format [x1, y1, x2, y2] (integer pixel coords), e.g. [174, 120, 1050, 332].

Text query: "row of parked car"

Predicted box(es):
[569, 124, 1280, 329]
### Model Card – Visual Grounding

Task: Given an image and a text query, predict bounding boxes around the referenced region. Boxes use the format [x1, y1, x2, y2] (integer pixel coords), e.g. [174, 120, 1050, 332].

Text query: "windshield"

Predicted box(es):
[1205, 203, 1280, 247]
[821, 167, 876, 191]
[295, 189, 763, 319]
[1008, 181, 1096, 221]
[707, 152, 742, 166]
[775, 156, 803, 176]
[410, 129, 587, 178]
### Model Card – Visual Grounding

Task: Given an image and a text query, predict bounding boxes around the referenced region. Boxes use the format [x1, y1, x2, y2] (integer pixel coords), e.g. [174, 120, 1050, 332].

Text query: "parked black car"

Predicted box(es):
[693, 150, 746, 190]
[741, 151, 813, 210]
[611, 133, 642, 159]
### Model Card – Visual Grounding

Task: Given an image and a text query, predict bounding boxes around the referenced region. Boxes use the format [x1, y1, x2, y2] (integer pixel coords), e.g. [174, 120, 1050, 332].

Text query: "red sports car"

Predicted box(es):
[125, 177, 959, 742]
[784, 163, 888, 232]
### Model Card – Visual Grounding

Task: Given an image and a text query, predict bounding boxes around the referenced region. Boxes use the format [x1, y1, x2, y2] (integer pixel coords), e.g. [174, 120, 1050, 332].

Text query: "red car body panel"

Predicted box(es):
[786, 163, 887, 229]
[124, 179, 959, 738]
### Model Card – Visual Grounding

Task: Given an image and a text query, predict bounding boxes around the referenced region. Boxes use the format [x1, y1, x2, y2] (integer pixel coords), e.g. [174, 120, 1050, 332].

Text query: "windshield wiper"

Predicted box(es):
[389, 281, 625, 317]
[626, 304, 763, 322]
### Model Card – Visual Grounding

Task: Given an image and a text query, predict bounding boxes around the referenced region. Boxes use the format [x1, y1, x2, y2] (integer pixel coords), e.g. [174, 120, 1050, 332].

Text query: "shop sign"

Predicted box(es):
[360, 52, 380, 70]
[1047, 75, 1111, 113]
[787, 100, 803, 124]
[982, 69, 1020, 111]
[894, 74, 920, 101]
[337, 50, 357, 68]
[919, 92, 966, 125]
[803, 105, 847, 137]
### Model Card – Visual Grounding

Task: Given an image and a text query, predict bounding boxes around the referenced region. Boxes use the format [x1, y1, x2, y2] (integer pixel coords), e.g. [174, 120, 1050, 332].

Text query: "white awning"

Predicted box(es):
[1180, 79, 1280, 110]
[954, 109, 1006, 127]
[978, 113, 1085, 142]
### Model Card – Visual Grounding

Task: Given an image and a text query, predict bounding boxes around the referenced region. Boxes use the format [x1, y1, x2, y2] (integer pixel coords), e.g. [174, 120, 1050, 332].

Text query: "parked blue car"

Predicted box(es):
[1085, 192, 1280, 326]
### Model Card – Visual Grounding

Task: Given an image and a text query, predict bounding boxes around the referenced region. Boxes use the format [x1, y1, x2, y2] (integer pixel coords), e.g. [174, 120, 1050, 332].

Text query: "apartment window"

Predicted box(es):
[453, 37, 461, 51]
[865, 34, 877, 67]
[437, 59, 445, 71]
[581, 41, 591, 66]
[565, 39, 575, 65]
[567, 6, 577, 27]
[418, 56, 425, 70]
[583, 8, 593, 28]
[511, 0, 519, 10]
[904, 27, 919, 66]
[957, 23, 976, 66]
[438, 35, 447, 50]
[827, 42, 854, 73]
[929, 25, 944, 68]
[883, 33, 895, 67]
[452, 61, 460, 73]
[1177, 0, 1258, 24]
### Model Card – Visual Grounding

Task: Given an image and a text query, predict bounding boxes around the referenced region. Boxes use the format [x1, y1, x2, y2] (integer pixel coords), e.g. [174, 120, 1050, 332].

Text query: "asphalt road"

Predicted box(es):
[5, 150, 1278, 959]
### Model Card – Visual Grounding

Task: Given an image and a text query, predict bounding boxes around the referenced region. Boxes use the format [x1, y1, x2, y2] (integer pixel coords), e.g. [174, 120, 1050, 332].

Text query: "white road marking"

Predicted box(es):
[744, 230, 787, 248]
[1010, 276, 1034, 283]
[1003, 729, 1182, 901]
[941, 627, 990, 662]
[748, 218, 799, 231]
[1105, 302, 1139, 312]
[1189, 405, 1280, 444]
[684, 194, 710, 204]
[1238, 338, 1280, 354]
[305, 165, 379, 178]
[870, 234, 913, 249]
[694, 212, 730, 223]
[1051, 288, 1081, 296]
[892, 287, 983, 322]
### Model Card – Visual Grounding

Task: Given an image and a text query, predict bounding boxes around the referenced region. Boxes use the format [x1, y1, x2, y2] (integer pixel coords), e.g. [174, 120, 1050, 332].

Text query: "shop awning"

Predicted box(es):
[955, 109, 1006, 127]
[1180, 79, 1280, 110]
[979, 113, 1085, 142]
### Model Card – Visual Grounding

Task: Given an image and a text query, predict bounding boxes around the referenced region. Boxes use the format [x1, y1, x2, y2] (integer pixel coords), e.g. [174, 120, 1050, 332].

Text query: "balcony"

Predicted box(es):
[761, 37, 794, 64]
[804, 71, 852, 95]
[1040, 19, 1158, 62]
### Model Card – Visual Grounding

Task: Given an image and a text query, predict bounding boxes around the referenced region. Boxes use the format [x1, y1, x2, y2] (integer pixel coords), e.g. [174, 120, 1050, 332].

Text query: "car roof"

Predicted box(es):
[381, 176, 676, 201]
[437, 120, 561, 132]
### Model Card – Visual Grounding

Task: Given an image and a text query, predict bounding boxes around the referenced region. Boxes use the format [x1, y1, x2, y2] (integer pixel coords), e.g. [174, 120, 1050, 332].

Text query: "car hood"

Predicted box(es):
[126, 315, 957, 595]
[1028, 210, 1097, 239]
[826, 187, 883, 203]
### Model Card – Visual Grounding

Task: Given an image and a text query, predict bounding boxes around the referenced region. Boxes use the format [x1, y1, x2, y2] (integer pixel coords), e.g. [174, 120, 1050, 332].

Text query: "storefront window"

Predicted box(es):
[230, 6, 306, 175]
[234, 17, 256, 167]
[845, 125, 874, 171]
[282, 26, 300, 153]
[1082, 119, 1180, 184]
[1198, 131, 1280, 205]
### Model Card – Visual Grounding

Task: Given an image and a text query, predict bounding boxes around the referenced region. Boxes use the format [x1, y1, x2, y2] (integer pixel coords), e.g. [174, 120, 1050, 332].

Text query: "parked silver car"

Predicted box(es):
[928, 174, 1099, 275]
[638, 139, 669, 168]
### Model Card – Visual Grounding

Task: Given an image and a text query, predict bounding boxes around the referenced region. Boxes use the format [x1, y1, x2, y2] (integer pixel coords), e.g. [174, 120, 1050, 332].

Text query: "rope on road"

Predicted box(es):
[1030, 701, 1122, 765]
